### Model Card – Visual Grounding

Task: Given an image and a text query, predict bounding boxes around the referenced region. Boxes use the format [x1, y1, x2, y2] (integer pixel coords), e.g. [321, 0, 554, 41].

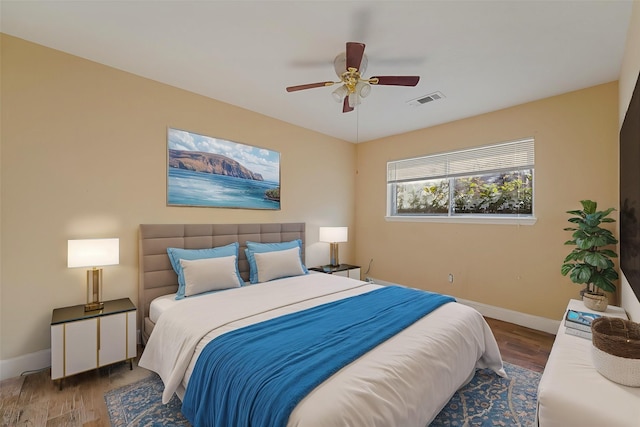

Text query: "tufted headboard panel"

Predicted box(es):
[138, 222, 306, 342]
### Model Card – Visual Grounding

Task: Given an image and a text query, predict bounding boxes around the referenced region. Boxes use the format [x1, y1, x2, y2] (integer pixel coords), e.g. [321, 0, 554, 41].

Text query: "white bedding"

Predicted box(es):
[139, 273, 505, 427]
[148, 293, 178, 323]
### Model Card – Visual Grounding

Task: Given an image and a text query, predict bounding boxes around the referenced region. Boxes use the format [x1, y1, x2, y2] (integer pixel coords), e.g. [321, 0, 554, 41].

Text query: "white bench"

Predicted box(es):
[536, 299, 640, 426]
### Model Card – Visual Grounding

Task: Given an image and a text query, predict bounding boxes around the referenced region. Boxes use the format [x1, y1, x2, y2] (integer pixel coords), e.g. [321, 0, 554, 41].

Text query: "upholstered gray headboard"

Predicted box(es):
[138, 223, 306, 343]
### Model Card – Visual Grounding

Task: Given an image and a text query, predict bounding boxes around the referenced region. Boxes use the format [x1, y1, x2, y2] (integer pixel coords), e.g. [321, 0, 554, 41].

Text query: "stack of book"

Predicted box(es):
[564, 309, 602, 339]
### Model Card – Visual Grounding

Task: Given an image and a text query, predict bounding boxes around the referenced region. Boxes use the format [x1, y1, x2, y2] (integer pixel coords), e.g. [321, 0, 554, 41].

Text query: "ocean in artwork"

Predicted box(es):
[168, 168, 280, 209]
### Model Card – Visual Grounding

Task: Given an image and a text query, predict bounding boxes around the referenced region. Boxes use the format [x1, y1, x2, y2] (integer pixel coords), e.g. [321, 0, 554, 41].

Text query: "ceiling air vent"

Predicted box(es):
[407, 91, 445, 107]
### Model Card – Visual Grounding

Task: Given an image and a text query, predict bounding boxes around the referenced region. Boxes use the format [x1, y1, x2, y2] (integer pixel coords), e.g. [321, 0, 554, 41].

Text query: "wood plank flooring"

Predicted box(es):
[0, 318, 555, 426]
[484, 317, 555, 373]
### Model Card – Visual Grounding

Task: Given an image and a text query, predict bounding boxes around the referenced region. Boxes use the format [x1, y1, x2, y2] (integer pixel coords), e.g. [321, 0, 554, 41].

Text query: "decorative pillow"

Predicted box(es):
[253, 247, 306, 283]
[180, 255, 241, 297]
[167, 242, 242, 299]
[245, 239, 308, 284]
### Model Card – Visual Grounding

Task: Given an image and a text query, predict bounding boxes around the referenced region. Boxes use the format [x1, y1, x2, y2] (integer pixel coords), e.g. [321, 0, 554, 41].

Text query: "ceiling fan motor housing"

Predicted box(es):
[334, 52, 368, 77]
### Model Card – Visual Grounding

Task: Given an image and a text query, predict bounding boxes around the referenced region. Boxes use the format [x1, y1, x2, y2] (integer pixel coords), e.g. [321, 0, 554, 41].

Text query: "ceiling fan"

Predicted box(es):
[286, 42, 420, 113]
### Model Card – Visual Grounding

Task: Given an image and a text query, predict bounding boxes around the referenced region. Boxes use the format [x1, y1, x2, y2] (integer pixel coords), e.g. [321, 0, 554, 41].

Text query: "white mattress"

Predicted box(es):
[139, 273, 504, 427]
[149, 293, 178, 323]
[148, 281, 255, 323]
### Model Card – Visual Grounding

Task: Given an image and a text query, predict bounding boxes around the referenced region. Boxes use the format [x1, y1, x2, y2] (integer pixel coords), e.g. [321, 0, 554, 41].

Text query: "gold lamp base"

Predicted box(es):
[84, 267, 104, 312]
[84, 301, 104, 312]
[329, 242, 340, 267]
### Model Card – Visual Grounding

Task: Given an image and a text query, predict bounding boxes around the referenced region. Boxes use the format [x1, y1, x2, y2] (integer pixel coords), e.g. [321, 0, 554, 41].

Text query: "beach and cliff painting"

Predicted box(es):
[167, 128, 280, 209]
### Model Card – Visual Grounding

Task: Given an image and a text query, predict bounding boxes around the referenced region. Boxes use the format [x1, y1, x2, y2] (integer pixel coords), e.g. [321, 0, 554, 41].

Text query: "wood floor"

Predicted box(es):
[0, 318, 555, 427]
[484, 317, 555, 373]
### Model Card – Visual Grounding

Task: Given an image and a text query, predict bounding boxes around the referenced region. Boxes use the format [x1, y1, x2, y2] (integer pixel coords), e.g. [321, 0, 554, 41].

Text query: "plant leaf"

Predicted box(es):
[591, 274, 616, 292]
[576, 237, 594, 250]
[600, 207, 615, 217]
[603, 268, 619, 280]
[584, 252, 609, 269]
[581, 200, 597, 214]
[584, 214, 600, 227]
[561, 264, 574, 276]
[573, 230, 588, 240]
[592, 235, 609, 247]
[570, 264, 592, 284]
[600, 249, 618, 258]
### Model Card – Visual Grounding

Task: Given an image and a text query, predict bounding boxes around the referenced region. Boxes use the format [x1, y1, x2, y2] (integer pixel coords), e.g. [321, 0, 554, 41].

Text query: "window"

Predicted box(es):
[387, 138, 535, 224]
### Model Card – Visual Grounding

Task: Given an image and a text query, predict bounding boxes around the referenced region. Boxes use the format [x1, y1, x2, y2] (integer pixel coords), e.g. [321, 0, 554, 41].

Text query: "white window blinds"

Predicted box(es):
[387, 138, 535, 183]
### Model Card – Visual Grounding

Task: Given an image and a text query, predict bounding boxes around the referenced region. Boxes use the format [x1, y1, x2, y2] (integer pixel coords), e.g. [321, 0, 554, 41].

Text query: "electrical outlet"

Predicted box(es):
[448, 273, 454, 284]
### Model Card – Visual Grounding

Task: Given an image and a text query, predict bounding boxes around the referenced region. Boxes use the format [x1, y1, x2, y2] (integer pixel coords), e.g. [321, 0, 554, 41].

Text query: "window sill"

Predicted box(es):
[384, 215, 537, 225]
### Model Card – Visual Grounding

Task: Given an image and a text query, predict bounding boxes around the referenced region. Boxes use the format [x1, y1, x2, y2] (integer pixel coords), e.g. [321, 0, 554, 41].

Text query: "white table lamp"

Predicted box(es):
[319, 227, 348, 267]
[68, 238, 119, 311]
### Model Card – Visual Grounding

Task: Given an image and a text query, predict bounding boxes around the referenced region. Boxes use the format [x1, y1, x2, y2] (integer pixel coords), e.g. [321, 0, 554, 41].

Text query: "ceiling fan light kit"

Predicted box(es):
[286, 42, 420, 113]
[356, 81, 371, 98]
[332, 85, 349, 102]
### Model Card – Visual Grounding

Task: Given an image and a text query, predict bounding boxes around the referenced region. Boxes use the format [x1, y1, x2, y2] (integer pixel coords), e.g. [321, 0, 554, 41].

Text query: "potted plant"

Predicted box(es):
[561, 200, 619, 311]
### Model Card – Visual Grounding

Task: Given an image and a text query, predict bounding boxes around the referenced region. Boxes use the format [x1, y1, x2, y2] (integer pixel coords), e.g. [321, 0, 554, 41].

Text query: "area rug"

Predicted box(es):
[105, 362, 540, 426]
[430, 362, 540, 426]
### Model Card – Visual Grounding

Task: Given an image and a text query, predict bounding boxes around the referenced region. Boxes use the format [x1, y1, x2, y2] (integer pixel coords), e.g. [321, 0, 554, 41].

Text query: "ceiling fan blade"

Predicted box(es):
[343, 97, 354, 113]
[370, 76, 420, 86]
[346, 42, 365, 71]
[286, 81, 335, 92]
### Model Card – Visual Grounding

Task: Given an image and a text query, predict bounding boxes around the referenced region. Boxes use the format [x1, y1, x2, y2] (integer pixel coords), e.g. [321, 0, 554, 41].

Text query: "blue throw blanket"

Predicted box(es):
[182, 285, 455, 427]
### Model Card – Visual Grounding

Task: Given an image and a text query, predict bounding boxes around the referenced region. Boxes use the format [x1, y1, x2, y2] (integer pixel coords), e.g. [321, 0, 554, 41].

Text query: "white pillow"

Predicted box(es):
[179, 255, 241, 297]
[253, 247, 306, 283]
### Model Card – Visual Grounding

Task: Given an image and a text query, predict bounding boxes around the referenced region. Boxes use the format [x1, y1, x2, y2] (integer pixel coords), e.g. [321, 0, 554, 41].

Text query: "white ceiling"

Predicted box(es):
[0, 1, 633, 143]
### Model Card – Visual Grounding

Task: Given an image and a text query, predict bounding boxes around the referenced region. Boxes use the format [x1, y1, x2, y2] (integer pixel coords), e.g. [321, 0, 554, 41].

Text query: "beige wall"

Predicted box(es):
[0, 34, 356, 361]
[355, 82, 619, 321]
[619, 1, 640, 321]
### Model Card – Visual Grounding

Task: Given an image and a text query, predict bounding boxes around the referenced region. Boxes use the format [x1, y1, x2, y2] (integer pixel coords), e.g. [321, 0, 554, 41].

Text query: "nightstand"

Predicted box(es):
[51, 298, 137, 386]
[310, 264, 361, 280]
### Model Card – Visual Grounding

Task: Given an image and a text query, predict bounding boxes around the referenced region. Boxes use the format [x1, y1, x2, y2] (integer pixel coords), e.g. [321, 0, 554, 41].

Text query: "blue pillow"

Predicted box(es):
[167, 242, 242, 299]
[245, 239, 308, 284]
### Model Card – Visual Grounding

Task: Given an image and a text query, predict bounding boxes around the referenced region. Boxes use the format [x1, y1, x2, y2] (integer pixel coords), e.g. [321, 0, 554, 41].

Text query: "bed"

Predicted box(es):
[137, 223, 505, 427]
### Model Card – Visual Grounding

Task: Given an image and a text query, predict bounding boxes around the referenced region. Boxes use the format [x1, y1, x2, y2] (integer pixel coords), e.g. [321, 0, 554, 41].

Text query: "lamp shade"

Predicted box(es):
[68, 238, 119, 268]
[319, 227, 348, 243]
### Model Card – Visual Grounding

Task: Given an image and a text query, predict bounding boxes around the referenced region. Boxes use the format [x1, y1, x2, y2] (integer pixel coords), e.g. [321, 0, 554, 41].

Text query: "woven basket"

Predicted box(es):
[591, 317, 640, 387]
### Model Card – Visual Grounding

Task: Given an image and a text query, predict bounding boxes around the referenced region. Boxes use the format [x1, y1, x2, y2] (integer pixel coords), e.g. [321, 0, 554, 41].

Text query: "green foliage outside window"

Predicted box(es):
[396, 179, 449, 214]
[394, 170, 533, 216]
[454, 171, 532, 214]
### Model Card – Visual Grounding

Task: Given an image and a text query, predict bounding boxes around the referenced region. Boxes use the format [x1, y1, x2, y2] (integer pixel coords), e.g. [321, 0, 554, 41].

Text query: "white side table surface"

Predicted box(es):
[537, 299, 640, 427]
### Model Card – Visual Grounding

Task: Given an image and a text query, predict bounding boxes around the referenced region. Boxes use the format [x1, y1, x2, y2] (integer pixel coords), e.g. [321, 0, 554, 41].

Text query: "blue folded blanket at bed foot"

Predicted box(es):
[181, 285, 455, 427]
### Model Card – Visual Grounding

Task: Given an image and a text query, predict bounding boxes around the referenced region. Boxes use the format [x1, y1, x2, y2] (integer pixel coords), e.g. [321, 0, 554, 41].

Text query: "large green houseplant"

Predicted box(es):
[561, 200, 619, 311]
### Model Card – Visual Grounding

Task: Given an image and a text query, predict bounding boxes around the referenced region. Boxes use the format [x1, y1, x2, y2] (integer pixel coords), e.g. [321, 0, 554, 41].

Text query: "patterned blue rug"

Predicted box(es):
[104, 362, 539, 426]
[431, 363, 540, 426]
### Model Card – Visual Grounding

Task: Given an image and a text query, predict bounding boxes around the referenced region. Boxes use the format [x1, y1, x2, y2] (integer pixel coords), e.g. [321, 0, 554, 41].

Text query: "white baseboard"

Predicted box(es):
[455, 298, 559, 335]
[0, 349, 51, 381]
[367, 277, 560, 335]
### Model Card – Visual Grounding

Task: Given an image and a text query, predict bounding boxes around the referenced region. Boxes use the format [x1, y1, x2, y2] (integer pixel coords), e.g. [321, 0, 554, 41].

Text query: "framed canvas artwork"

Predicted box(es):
[167, 128, 281, 209]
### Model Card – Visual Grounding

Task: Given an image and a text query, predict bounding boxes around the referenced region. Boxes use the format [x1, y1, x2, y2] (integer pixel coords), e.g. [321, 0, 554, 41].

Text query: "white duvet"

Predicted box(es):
[139, 273, 505, 427]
